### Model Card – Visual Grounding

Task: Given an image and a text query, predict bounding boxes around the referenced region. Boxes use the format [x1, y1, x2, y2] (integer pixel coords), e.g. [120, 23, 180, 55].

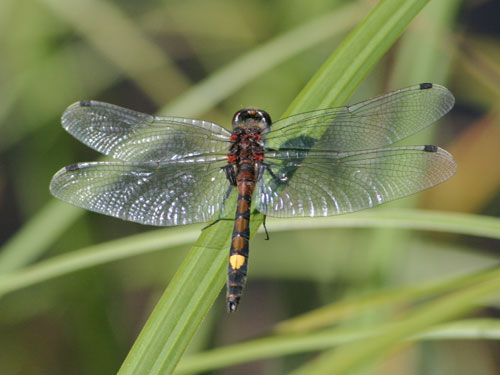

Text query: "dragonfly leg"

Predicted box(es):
[221, 164, 237, 186]
[262, 215, 270, 240]
[256, 162, 266, 181]
[202, 217, 233, 230]
[256, 163, 272, 240]
[219, 184, 234, 218]
[201, 184, 234, 231]
[262, 163, 282, 184]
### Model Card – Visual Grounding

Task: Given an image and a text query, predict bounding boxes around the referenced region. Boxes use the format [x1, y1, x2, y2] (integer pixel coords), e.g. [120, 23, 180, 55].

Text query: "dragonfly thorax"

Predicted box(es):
[232, 108, 272, 132]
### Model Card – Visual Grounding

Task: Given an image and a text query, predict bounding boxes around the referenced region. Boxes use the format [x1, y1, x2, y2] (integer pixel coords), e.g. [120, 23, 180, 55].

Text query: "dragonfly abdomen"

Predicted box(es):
[227, 163, 256, 312]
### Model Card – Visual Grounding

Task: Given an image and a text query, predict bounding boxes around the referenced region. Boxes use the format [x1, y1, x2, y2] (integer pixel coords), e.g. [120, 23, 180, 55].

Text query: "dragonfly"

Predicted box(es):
[50, 83, 457, 312]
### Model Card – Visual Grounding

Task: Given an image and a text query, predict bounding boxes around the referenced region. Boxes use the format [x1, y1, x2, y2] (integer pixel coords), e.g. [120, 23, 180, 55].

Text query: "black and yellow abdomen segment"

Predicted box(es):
[227, 166, 255, 312]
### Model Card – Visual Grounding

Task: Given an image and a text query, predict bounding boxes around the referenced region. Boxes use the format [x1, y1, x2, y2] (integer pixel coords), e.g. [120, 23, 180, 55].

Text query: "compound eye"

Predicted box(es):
[232, 110, 244, 125]
[258, 110, 272, 126]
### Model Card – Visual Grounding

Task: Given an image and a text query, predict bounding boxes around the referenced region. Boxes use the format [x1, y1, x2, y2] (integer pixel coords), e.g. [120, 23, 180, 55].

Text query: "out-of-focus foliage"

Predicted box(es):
[0, 0, 499, 374]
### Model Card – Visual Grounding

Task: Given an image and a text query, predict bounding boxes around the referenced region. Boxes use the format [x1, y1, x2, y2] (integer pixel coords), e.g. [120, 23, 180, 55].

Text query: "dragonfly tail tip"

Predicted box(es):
[227, 297, 240, 313]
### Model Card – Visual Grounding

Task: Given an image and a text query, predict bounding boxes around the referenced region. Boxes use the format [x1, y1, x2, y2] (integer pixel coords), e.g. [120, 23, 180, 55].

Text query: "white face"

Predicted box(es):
[232, 108, 272, 132]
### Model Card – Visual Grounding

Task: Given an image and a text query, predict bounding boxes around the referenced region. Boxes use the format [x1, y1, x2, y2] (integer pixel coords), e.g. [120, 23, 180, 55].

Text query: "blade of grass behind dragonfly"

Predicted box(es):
[290, 1, 464, 373]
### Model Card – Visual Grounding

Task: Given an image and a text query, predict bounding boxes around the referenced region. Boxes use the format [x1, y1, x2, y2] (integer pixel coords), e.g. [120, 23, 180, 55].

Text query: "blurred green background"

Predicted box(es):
[1, 0, 500, 374]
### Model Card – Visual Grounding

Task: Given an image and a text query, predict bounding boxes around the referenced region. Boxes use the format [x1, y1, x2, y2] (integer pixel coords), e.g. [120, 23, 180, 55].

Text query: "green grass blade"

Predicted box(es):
[290, 1, 464, 372]
[412, 318, 500, 341]
[275, 264, 500, 334]
[174, 316, 500, 374]
[174, 317, 500, 374]
[283, 0, 432, 116]
[0, 202, 81, 274]
[0, 226, 201, 298]
[303, 268, 500, 374]
[268, 209, 500, 241]
[0, 209, 499, 298]
[161, 2, 366, 116]
[40, 0, 190, 105]
[118, 0, 433, 373]
[117, 220, 232, 375]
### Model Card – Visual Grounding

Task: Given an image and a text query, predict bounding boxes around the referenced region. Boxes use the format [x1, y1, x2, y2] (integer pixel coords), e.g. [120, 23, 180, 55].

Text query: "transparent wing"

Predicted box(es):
[62, 101, 231, 162]
[50, 157, 229, 226]
[255, 146, 457, 217]
[264, 83, 454, 151]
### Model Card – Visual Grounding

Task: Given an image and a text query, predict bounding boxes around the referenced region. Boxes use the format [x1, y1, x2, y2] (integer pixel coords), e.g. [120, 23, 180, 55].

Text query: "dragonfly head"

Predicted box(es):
[232, 108, 272, 132]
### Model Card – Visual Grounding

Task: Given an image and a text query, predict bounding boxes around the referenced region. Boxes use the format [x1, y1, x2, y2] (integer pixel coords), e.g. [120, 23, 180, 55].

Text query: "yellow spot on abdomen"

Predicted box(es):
[229, 254, 246, 270]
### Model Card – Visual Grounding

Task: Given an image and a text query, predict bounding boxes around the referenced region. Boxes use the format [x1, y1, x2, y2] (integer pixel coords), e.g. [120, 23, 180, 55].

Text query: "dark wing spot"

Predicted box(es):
[419, 83, 433, 90]
[79, 100, 92, 107]
[65, 163, 81, 171]
[424, 145, 438, 152]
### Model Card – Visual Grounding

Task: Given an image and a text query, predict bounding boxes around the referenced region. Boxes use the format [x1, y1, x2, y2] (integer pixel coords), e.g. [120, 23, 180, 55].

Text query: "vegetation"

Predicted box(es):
[1, 0, 499, 374]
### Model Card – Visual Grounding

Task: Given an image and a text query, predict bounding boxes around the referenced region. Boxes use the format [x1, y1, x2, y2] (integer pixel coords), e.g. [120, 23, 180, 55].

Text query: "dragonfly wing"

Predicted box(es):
[264, 83, 454, 151]
[255, 146, 457, 217]
[50, 157, 229, 226]
[62, 101, 231, 162]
